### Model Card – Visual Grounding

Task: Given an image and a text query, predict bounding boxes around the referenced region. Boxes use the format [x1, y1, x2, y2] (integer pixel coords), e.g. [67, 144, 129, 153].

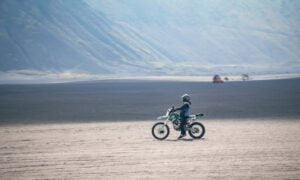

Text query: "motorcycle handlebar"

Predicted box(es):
[170, 106, 175, 112]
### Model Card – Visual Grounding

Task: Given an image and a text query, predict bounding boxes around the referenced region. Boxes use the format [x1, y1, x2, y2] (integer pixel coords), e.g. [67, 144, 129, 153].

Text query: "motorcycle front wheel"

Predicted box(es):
[188, 122, 205, 139]
[151, 122, 170, 140]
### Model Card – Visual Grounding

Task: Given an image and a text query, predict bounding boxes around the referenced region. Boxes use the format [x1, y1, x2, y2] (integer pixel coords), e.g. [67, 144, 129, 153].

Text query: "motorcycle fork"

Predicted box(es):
[164, 119, 169, 126]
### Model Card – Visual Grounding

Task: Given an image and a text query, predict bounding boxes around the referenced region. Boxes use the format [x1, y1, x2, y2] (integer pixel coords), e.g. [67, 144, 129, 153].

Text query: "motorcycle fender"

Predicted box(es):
[157, 116, 168, 120]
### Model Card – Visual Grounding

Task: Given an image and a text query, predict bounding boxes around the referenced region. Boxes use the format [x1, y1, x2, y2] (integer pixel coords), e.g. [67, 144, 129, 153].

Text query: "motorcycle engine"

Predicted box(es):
[173, 119, 180, 131]
[169, 113, 181, 131]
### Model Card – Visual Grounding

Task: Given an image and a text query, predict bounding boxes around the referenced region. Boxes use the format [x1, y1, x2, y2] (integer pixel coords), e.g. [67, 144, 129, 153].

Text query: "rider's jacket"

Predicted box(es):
[175, 101, 191, 117]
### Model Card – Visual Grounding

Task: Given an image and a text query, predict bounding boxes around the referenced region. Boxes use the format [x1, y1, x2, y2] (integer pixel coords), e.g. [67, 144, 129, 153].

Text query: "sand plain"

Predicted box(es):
[1, 119, 300, 180]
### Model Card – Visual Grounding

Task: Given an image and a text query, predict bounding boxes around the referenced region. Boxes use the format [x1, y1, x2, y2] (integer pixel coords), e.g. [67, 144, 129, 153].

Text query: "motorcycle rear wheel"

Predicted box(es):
[188, 122, 205, 139]
[152, 122, 170, 140]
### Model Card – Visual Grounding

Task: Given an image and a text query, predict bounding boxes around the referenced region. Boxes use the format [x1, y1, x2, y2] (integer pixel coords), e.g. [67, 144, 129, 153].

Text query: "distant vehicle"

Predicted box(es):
[151, 107, 205, 140]
[242, 74, 250, 81]
[213, 75, 224, 83]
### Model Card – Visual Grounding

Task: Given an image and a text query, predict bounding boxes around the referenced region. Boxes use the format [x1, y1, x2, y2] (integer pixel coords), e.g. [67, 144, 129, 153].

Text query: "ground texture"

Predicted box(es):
[1, 120, 300, 179]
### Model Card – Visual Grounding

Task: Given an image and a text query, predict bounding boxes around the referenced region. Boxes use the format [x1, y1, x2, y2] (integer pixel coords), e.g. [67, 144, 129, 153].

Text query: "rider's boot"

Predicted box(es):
[177, 133, 186, 140]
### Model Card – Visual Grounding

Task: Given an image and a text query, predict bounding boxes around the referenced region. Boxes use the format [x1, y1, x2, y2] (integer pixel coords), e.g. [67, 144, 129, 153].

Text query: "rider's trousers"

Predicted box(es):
[180, 116, 188, 135]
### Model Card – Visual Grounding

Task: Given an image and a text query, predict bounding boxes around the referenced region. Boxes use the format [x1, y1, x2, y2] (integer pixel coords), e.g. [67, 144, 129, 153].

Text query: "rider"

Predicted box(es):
[172, 94, 191, 139]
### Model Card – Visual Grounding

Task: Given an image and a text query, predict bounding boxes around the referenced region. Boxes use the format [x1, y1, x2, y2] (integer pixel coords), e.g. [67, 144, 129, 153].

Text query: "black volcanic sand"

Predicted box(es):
[0, 78, 300, 124]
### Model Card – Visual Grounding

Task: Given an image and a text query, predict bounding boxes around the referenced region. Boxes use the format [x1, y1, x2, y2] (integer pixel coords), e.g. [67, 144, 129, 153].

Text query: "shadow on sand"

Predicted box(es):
[163, 138, 206, 142]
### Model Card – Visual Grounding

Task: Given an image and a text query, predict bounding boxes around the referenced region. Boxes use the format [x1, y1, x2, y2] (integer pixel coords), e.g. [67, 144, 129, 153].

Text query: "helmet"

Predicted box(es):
[181, 94, 190, 102]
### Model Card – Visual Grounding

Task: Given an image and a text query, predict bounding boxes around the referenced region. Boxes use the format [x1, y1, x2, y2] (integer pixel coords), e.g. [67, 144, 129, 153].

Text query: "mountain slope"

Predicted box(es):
[0, 0, 171, 75]
[0, 0, 300, 76]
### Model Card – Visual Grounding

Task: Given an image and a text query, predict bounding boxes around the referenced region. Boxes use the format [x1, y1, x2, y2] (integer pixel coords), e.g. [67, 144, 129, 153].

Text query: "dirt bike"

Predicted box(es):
[151, 107, 205, 140]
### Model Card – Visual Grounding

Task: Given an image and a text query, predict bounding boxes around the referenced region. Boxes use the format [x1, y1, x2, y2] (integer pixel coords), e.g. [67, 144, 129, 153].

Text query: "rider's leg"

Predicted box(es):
[179, 116, 188, 135]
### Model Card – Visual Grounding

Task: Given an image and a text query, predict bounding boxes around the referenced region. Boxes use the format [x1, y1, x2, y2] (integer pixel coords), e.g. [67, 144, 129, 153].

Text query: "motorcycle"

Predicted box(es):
[151, 107, 205, 140]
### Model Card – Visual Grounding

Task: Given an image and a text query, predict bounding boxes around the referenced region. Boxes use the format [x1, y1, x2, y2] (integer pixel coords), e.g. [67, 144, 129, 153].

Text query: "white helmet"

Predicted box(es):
[181, 94, 190, 102]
